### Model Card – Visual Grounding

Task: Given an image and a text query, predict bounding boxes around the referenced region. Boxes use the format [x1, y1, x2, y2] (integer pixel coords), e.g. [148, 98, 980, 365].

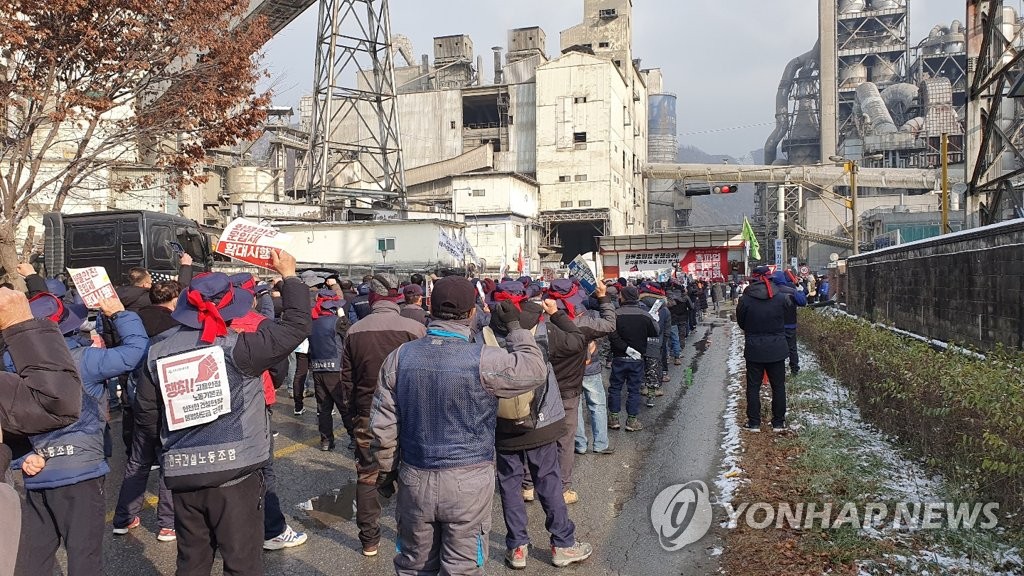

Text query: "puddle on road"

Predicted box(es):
[689, 328, 713, 377]
[296, 482, 358, 528]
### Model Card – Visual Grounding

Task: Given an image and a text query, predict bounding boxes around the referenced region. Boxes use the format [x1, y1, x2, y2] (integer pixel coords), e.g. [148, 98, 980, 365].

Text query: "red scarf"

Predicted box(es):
[187, 288, 234, 343]
[493, 290, 526, 311]
[753, 275, 774, 299]
[312, 294, 341, 319]
[546, 284, 580, 319]
[641, 286, 666, 297]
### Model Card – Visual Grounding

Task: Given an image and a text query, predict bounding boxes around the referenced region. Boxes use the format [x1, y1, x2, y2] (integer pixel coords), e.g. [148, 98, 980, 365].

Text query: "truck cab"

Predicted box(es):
[43, 211, 212, 285]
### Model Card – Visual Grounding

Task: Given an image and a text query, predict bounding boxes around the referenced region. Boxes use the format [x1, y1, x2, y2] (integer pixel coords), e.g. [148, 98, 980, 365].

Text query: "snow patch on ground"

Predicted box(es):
[713, 324, 746, 514]
[794, 351, 944, 503]
[794, 347, 1022, 575]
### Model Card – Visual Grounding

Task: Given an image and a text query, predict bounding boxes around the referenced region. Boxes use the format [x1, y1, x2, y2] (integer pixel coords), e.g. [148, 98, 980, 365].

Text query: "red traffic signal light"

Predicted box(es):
[712, 184, 738, 194]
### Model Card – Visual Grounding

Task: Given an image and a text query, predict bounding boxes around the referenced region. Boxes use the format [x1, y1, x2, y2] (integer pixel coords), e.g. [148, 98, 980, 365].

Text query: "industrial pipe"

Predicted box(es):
[763, 42, 819, 165]
[643, 163, 953, 189]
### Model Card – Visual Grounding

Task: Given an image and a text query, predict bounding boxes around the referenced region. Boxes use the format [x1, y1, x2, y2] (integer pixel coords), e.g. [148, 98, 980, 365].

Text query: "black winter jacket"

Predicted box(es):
[491, 303, 583, 452]
[736, 280, 793, 363]
[609, 303, 658, 358]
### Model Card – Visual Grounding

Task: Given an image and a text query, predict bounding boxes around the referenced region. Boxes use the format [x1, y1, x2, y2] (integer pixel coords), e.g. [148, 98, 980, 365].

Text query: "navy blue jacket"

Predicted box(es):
[736, 280, 793, 363]
[9, 312, 147, 490]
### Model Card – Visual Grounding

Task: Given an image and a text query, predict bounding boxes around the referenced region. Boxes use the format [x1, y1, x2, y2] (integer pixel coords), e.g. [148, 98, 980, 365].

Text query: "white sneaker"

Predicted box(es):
[264, 525, 308, 550]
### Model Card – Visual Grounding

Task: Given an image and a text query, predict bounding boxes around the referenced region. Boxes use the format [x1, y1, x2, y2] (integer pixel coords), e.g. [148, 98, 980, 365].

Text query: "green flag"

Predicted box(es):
[742, 217, 761, 261]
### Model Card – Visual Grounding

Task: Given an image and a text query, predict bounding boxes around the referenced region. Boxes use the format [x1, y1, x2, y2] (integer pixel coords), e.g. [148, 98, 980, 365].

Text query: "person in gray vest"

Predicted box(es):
[12, 293, 148, 576]
[138, 250, 310, 576]
[370, 277, 548, 575]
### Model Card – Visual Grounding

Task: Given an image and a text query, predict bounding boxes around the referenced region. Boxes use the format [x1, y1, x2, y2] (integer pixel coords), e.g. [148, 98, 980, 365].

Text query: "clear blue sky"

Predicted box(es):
[262, 0, 966, 158]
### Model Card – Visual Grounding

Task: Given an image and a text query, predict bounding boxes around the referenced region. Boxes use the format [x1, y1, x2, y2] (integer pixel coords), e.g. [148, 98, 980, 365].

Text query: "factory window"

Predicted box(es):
[507, 114, 513, 125]
[471, 189, 486, 197]
[514, 225, 522, 238]
[574, 96, 587, 104]
[578, 200, 592, 207]
[561, 201, 573, 208]
[463, 93, 501, 129]
[559, 175, 571, 182]
[573, 132, 587, 143]
[377, 238, 396, 252]
[613, 60, 622, 68]
[599, 41, 610, 48]
[450, 120, 456, 129]
[599, 8, 617, 18]
[575, 174, 588, 182]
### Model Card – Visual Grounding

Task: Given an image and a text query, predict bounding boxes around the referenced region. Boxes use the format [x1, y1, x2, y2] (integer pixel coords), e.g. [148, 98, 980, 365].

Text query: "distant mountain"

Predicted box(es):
[677, 144, 740, 165]
[672, 145, 757, 228]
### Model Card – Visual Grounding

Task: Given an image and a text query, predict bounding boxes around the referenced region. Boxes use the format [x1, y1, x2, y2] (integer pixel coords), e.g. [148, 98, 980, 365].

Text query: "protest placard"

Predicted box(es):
[67, 266, 117, 308]
[157, 347, 232, 432]
[567, 256, 598, 294]
[215, 218, 292, 269]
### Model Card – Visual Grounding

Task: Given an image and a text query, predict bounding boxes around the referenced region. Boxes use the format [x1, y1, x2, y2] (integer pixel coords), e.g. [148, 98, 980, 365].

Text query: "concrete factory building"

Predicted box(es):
[305, 0, 654, 270]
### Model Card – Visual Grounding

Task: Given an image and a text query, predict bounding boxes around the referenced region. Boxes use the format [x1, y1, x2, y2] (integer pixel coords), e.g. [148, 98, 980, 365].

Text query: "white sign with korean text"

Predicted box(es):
[216, 218, 292, 269]
[157, 347, 232, 432]
[67, 266, 117, 308]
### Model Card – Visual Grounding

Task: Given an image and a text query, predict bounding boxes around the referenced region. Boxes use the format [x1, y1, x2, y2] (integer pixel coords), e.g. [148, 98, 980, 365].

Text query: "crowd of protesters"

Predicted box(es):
[0, 249, 817, 575]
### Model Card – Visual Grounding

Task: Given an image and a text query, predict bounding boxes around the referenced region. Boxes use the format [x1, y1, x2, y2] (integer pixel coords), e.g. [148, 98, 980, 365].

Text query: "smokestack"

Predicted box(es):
[421, 54, 430, 90]
[492, 46, 503, 85]
[476, 55, 484, 86]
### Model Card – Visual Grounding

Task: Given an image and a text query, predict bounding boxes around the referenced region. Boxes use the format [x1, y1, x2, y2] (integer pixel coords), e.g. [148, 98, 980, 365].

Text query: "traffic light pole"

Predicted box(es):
[850, 162, 859, 256]
[777, 184, 786, 263]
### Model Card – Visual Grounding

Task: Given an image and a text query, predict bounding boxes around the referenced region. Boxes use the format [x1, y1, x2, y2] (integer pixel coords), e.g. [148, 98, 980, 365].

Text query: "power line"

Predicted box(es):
[679, 121, 777, 137]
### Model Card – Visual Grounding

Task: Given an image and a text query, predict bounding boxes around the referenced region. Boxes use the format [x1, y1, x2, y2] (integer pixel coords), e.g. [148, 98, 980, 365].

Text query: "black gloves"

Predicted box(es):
[376, 469, 399, 498]
[493, 301, 522, 332]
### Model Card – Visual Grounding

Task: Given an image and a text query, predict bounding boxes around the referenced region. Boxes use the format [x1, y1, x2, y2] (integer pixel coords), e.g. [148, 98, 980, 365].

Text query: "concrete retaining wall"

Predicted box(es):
[846, 219, 1024, 351]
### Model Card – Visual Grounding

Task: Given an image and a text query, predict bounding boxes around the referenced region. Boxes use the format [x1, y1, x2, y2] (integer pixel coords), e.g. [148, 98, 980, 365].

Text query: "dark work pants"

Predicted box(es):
[314, 372, 347, 445]
[113, 429, 175, 530]
[292, 353, 309, 411]
[354, 415, 382, 548]
[121, 405, 134, 457]
[745, 360, 787, 427]
[263, 412, 286, 541]
[609, 358, 644, 416]
[524, 396, 580, 492]
[16, 476, 105, 576]
[785, 327, 799, 371]
[173, 471, 265, 576]
[496, 444, 575, 550]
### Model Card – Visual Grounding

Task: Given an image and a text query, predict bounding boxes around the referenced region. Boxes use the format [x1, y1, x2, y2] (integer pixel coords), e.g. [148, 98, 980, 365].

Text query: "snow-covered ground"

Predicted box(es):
[795, 350, 1022, 575]
[713, 323, 746, 513]
[716, 323, 1022, 575]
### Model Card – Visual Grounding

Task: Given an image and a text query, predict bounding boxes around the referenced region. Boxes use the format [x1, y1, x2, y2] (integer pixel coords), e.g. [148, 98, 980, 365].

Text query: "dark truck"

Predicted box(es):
[43, 210, 212, 285]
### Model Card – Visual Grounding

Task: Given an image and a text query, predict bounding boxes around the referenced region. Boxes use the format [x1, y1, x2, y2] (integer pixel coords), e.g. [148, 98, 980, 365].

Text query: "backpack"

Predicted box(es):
[482, 322, 557, 433]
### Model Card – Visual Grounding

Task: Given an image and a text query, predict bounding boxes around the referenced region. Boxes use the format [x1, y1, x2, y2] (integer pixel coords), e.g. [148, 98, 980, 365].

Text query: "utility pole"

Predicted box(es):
[941, 132, 950, 233]
[850, 161, 859, 255]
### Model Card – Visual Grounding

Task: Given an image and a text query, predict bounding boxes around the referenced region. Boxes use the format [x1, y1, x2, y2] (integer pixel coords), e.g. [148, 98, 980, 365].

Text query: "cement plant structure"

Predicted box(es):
[757, 0, 976, 269]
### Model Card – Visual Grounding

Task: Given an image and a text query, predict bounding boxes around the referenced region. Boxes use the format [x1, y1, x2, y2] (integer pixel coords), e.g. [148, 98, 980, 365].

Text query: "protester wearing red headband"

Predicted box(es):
[137, 250, 310, 575]
[737, 265, 795, 434]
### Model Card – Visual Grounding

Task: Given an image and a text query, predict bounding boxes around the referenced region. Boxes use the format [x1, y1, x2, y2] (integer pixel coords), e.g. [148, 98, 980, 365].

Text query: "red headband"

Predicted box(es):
[545, 284, 580, 319]
[187, 288, 234, 344]
[493, 290, 527, 311]
[312, 294, 341, 319]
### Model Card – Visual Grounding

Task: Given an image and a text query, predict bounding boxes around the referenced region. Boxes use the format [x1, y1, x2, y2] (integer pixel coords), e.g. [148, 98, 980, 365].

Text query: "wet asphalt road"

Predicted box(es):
[52, 314, 733, 575]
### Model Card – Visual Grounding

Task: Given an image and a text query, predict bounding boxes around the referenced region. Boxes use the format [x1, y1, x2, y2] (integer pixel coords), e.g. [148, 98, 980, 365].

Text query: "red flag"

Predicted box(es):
[517, 247, 524, 274]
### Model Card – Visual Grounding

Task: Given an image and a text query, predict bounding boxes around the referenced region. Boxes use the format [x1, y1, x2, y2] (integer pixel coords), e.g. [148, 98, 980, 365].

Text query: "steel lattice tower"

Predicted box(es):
[306, 0, 406, 209]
